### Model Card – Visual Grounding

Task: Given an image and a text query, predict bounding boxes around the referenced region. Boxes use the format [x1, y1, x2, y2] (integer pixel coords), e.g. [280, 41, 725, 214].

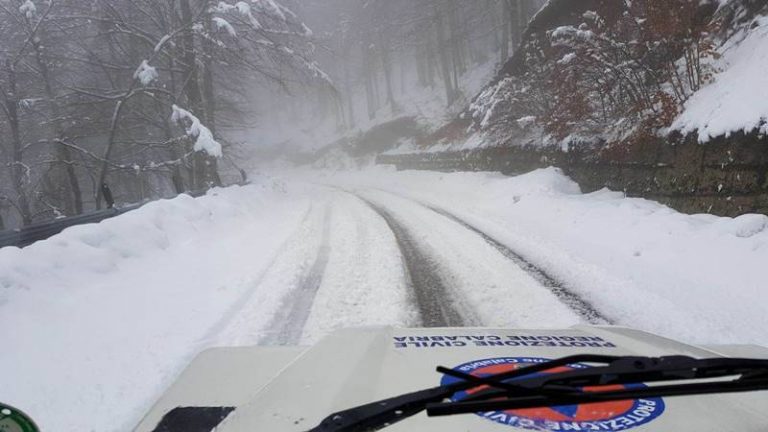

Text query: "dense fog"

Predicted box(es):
[0, 0, 540, 229]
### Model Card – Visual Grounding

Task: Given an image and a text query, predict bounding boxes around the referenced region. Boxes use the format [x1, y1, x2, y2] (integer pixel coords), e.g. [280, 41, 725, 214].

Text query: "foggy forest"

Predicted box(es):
[0, 0, 541, 229]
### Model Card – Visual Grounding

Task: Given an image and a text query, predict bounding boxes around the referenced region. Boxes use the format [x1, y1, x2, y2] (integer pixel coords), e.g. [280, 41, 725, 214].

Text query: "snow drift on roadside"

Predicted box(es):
[0, 182, 310, 432]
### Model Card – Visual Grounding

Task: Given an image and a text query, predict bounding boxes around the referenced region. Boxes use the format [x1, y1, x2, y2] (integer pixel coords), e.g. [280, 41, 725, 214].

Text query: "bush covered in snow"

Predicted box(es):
[468, 0, 767, 149]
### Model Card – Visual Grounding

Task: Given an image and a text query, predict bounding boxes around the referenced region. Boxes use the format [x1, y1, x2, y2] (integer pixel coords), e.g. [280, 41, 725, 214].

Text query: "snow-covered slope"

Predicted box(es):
[671, 15, 768, 142]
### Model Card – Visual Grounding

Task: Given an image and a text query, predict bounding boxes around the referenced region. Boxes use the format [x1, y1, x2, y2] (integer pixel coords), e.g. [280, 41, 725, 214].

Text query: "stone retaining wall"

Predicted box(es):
[377, 132, 768, 216]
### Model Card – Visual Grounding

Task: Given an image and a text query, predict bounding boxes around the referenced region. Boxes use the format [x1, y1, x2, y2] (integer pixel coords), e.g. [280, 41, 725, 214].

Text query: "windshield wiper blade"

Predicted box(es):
[429, 355, 768, 415]
[306, 355, 768, 432]
[305, 385, 450, 432]
[428, 357, 768, 415]
[306, 354, 616, 432]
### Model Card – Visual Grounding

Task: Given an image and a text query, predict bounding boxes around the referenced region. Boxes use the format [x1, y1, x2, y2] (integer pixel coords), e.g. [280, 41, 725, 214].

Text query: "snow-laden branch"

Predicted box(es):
[213, 1, 262, 29]
[212, 0, 312, 37]
[133, 60, 158, 86]
[209, 0, 331, 87]
[154, 35, 171, 52]
[19, 0, 36, 19]
[171, 105, 222, 158]
[212, 17, 237, 37]
[261, 0, 285, 20]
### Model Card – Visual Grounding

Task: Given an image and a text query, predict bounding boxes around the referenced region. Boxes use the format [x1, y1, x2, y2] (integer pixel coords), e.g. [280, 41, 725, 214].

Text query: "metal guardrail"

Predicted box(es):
[0, 187, 217, 249]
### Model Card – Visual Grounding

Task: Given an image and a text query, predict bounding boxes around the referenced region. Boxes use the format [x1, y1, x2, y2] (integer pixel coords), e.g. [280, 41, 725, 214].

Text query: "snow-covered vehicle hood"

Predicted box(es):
[135, 325, 768, 432]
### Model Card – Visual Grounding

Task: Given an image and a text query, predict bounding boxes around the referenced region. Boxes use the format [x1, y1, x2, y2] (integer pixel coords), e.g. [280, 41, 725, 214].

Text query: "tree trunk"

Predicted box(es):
[501, 0, 511, 64]
[400, 58, 407, 95]
[95, 4, 137, 209]
[490, 0, 501, 55]
[448, 2, 464, 91]
[363, 44, 376, 120]
[416, 46, 427, 87]
[95, 99, 127, 209]
[371, 51, 381, 110]
[434, 6, 455, 105]
[513, 0, 533, 49]
[201, 9, 222, 187]
[344, 55, 355, 128]
[5, 62, 32, 226]
[180, 0, 219, 189]
[378, 34, 397, 114]
[202, 19, 217, 133]
[425, 36, 437, 89]
[164, 49, 187, 194]
[32, 39, 83, 215]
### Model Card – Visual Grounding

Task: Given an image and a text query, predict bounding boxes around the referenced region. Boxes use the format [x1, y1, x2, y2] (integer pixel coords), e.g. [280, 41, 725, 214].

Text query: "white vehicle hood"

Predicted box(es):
[135, 325, 768, 432]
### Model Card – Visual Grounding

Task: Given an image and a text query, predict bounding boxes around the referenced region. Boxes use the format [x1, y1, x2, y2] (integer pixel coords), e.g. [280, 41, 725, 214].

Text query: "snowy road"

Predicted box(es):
[358, 188, 611, 325]
[212, 190, 416, 347]
[214, 184, 604, 346]
[4, 168, 768, 432]
[219, 185, 611, 346]
[350, 188, 608, 329]
[355, 193, 469, 327]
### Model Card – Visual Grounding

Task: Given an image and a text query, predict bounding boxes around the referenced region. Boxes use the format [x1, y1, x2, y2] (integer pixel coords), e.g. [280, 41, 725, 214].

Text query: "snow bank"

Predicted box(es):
[0, 182, 309, 432]
[307, 167, 768, 348]
[671, 16, 768, 142]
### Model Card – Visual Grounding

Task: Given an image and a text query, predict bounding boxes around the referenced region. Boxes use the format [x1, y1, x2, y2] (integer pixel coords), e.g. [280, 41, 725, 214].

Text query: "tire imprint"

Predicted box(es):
[352, 194, 471, 328]
[362, 187, 612, 325]
[199, 201, 315, 344]
[261, 203, 333, 345]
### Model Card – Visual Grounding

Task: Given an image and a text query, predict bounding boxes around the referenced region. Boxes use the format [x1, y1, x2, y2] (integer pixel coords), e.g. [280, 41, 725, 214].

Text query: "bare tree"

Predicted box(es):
[0, 0, 330, 228]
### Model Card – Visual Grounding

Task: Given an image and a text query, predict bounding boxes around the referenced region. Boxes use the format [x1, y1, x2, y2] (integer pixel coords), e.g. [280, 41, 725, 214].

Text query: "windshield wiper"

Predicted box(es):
[306, 354, 768, 432]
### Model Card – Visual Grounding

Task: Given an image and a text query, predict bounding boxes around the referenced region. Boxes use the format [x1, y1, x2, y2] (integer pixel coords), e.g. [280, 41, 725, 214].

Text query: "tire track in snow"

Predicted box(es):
[353, 195, 468, 327]
[200, 202, 315, 344]
[427, 207, 611, 324]
[298, 193, 418, 343]
[260, 204, 333, 345]
[365, 188, 611, 325]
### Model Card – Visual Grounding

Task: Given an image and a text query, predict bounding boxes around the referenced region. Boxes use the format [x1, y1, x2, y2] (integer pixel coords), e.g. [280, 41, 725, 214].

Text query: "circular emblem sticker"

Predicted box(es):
[440, 357, 665, 431]
[0, 403, 39, 432]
